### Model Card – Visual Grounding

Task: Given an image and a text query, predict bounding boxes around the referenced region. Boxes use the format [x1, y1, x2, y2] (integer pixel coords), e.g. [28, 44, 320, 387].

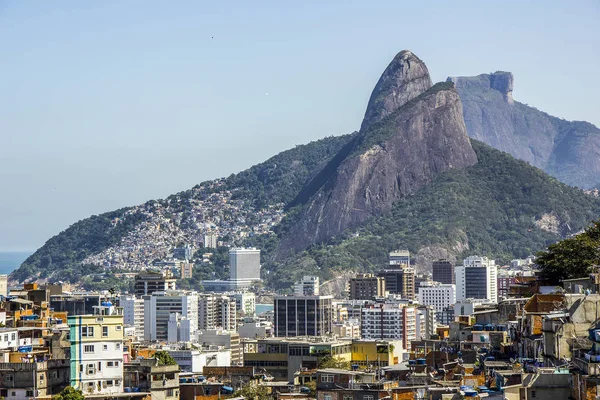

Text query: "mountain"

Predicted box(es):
[11, 50, 600, 290]
[267, 139, 600, 288]
[450, 72, 600, 189]
[280, 51, 478, 255]
[11, 134, 353, 285]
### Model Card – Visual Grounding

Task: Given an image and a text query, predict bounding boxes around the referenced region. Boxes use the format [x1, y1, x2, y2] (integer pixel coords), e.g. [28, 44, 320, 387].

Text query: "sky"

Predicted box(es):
[1, 1, 599, 252]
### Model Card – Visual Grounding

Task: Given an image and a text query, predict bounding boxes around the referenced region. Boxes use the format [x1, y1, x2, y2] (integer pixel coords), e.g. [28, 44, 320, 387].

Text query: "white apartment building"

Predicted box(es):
[294, 276, 320, 296]
[168, 312, 194, 343]
[333, 319, 361, 339]
[120, 296, 144, 339]
[417, 281, 456, 322]
[455, 256, 497, 303]
[0, 328, 19, 350]
[229, 247, 261, 288]
[198, 294, 237, 331]
[67, 303, 124, 396]
[360, 304, 421, 349]
[228, 291, 256, 316]
[144, 291, 198, 341]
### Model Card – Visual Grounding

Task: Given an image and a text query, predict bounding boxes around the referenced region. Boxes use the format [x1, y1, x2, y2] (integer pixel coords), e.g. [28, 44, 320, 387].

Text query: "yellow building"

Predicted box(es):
[351, 339, 403, 368]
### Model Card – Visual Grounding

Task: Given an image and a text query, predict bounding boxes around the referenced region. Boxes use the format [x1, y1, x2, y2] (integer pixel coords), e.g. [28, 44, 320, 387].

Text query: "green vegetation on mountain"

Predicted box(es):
[10, 135, 353, 283]
[265, 140, 600, 289]
[12, 209, 147, 282]
[536, 220, 600, 285]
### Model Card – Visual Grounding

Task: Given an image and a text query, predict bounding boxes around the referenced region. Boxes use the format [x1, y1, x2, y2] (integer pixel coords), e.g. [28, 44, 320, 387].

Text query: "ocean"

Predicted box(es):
[0, 251, 31, 275]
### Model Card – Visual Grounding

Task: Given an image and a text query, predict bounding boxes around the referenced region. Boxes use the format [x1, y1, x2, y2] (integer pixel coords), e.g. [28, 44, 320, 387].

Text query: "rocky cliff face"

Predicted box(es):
[450, 72, 600, 188]
[280, 51, 478, 254]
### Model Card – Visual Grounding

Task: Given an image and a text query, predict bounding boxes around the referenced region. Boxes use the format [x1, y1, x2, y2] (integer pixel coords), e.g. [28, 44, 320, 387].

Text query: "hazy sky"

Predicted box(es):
[1, 1, 599, 252]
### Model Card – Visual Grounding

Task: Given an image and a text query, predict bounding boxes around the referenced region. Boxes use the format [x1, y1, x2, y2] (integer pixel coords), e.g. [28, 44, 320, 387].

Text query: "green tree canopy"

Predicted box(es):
[52, 386, 85, 400]
[318, 355, 351, 370]
[154, 350, 178, 366]
[537, 220, 600, 284]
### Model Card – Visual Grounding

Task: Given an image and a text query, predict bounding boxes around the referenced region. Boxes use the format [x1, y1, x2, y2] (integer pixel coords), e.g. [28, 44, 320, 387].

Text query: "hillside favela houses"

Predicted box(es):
[6, 244, 600, 400]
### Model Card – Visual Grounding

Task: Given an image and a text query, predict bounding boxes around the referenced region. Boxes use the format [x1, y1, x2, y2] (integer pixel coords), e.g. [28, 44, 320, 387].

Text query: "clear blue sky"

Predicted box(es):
[1, 1, 599, 252]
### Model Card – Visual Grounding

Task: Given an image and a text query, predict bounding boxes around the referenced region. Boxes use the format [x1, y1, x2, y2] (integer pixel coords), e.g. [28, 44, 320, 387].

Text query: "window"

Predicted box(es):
[115, 361, 119, 367]
[106, 380, 114, 386]
[102, 326, 109, 337]
[320, 374, 334, 383]
[107, 361, 114, 367]
[84, 345, 95, 353]
[363, 396, 374, 400]
[344, 396, 353, 400]
[26, 391, 34, 397]
[324, 396, 332, 400]
[11, 333, 16, 340]
[116, 325, 122, 331]
[98, 362, 102, 371]
[79, 364, 84, 373]
[531, 391, 536, 398]
[103, 344, 108, 351]
[166, 388, 174, 397]
[81, 326, 94, 337]
[116, 343, 121, 350]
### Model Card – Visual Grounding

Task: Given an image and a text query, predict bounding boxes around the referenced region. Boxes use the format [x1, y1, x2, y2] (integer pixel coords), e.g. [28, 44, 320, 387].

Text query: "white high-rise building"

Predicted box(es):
[204, 233, 218, 249]
[168, 312, 193, 343]
[294, 276, 320, 296]
[229, 248, 261, 288]
[198, 294, 237, 331]
[120, 296, 144, 339]
[417, 281, 456, 322]
[455, 256, 497, 303]
[144, 291, 198, 341]
[360, 304, 420, 349]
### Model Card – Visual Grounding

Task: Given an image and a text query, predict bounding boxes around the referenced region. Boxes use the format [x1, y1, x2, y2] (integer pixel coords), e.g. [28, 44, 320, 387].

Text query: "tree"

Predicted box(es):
[52, 386, 85, 400]
[318, 355, 351, 370]
[234, 384, 271, 400]
[537, 220, 600, 284]
[154, 350, 178, 366]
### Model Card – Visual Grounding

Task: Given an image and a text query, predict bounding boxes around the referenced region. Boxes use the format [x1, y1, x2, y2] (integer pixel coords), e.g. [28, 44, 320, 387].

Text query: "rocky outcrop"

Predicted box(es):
[450, 72, 600, 188]
[280, 51, 478, 254]
[361, 50, 432, 130]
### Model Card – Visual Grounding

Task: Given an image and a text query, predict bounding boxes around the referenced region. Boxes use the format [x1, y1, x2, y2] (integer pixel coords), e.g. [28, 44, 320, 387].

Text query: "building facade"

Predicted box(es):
[134, 271, 177, 297]
[67, 303, 124, 396]
[120, 296, 144, 339]
[455, 256, 498, 302]
[349, 274, 386, 300]
[432, 260, 455, 284]
[274, 295, 333, 337]
[294, 276, 320, 296]
[198, 294, 237, 331]
[417, 281, 456, 322]
[144, 291, 198, 341]
[229, 247, 261, 288]
[360, 304, 421, 348]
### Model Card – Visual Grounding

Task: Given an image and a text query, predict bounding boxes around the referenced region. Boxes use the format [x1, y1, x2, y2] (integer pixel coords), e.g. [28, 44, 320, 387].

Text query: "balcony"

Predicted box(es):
[574, 356, 600, 375]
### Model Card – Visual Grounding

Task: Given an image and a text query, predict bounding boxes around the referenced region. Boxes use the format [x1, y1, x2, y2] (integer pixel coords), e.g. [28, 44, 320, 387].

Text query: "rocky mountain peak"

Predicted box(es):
[448, 71, 514, 104]
[361, 50, 433, 130]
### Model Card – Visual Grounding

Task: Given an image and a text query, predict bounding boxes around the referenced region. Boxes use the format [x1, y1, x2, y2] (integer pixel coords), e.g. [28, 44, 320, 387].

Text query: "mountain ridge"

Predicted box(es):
[11, 51, 600, 289]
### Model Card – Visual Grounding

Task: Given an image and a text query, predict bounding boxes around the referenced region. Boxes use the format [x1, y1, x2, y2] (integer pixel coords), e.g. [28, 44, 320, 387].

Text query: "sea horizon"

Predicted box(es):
[0, 251, 32, 275]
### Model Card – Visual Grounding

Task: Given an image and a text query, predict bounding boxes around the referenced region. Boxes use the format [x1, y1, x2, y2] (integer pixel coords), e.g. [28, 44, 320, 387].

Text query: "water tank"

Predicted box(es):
[416, 358, 426, 365]
[101, 301, 113, 307]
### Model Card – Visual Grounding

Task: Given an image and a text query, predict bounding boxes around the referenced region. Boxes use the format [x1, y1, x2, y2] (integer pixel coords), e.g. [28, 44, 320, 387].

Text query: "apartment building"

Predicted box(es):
[417, 281, 456, 322]
[455, 256, 498, 302]
[349, 274, 386, 300]
[119, 296, 144, 339]
[198, 294, 237, 331]
[360, 304, 422, 349]
[144, 291, 198, 341]
[432, 259, 455, 284]
[67, 302, 124, 396]
[134, 271, 177, 297]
